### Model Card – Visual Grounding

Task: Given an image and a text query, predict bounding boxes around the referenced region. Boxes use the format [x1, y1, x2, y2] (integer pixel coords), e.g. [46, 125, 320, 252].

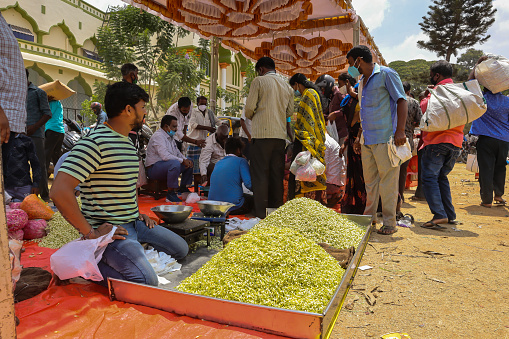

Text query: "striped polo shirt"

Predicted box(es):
[59, 125, 139, 227]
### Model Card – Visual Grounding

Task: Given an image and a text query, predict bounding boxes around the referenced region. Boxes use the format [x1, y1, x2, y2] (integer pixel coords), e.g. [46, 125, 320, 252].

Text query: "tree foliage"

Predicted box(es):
[96, 5, 204, 118]
[389, 59, 433, 96]
[417, 0, 496, 61]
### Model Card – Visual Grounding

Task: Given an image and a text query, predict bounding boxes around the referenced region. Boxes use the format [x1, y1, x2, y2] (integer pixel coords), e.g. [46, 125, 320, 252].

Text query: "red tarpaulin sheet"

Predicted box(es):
[15, 194, 287, 339]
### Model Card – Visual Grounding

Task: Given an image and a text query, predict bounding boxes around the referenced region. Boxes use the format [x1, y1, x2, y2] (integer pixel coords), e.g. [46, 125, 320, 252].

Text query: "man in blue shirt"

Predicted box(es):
[347, 45, 407, 235]
[209, 137, 253, 215]
[469, 56, 509, 207]
[92, 102, 108, 129]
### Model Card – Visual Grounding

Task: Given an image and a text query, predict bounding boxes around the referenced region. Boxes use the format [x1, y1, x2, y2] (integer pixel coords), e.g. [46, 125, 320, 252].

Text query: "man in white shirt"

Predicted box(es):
[145, 115, 194, 202]
[165, 97, 205, 152]
[187, 95, 220, 190]
[200, 124, 229, 186]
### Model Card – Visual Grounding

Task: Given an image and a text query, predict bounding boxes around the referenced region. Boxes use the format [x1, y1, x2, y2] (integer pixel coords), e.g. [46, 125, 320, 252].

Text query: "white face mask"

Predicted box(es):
[338, 86, 347, 95]
[198, 105, 207, 112]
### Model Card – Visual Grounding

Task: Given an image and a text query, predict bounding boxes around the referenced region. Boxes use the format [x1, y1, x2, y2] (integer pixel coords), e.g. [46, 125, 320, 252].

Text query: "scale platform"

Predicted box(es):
[160, 219, 210, 245]
[190, 212, 227, 240]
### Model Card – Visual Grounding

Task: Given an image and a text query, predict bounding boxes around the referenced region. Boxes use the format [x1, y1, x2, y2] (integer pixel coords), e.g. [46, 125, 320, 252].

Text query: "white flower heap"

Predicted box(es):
[256, 197, 365, 249]
[177, 226, 344, 313]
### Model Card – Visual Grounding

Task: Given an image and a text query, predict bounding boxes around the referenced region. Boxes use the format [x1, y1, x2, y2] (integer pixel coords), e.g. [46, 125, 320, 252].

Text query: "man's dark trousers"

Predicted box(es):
[31, 136, 49, 200]
[250, 138, 286, 218]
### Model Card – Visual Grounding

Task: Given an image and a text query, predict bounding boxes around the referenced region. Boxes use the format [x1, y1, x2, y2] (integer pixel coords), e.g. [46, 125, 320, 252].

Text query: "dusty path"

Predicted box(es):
[332, 166, 509, 338]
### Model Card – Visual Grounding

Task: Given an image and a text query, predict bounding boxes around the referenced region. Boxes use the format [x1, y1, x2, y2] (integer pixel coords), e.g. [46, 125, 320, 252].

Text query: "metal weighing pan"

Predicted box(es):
[108, 214, 372, 339]
[151, 205, 193, 224]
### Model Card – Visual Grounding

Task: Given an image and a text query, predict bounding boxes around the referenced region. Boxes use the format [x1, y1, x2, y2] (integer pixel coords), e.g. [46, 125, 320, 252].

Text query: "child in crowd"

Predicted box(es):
[3, 133, 41, 201]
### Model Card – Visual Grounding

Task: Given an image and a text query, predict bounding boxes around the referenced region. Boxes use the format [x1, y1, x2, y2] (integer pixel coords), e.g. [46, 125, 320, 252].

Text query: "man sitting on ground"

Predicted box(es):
[145, 115, 194, 202]
[209, 137, 253, 215]
[199, 124, 229, 186]
[50, 82, 188, 287]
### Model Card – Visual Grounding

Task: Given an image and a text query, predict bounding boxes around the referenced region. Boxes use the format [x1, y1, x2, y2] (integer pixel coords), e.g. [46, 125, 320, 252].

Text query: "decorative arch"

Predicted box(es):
[47, 21, 81, 53]
[68, 73, 92, 97]
[218, 45, 232, 65]
[27, 63, 53, 83]
[0, 2, 45, 43]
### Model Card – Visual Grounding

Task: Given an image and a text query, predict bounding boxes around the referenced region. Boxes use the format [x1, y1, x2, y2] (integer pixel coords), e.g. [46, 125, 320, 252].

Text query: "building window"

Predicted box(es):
[59, 69, 63, 74]
[79, 22, 82, 30]
[82, 48, 102, 62]
[9, 25, 34, 42]
[41, 5, 46, 14]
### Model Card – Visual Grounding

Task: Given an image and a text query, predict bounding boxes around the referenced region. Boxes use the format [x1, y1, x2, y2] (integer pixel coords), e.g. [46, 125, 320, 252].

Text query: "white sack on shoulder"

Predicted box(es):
[50, 226, 117, 281]
[475, 54, 509, 94]
[420, 80, 487, 132]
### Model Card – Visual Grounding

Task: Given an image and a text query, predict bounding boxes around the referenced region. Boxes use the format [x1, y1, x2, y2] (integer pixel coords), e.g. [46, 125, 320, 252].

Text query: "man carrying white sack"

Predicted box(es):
[469, 56, 509, 208]
[420, 60, 463, 230]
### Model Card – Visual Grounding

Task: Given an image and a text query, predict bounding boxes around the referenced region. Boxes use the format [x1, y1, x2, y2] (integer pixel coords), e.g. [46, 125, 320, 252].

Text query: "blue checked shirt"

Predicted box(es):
[360, 64, 406, 145]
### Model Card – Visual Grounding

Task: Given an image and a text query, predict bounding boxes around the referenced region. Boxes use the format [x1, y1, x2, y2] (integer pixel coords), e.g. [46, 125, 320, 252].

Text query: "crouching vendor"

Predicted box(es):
[209, 137, 253, 215]
[145, 115, 194, 202]
[50, 82, 188, 287]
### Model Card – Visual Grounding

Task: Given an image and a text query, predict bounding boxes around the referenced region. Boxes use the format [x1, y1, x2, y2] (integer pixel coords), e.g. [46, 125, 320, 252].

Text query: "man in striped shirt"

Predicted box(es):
[50, 82, 188, 287]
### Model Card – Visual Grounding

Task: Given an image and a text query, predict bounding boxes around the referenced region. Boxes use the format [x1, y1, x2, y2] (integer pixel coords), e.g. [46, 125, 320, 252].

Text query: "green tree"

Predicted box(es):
[457, 48, 485, 69]
[81, 81, 108, 125]
[417, 0, 496, 61]
[96, 5, 204, 118]
[389, 59, 433, 96]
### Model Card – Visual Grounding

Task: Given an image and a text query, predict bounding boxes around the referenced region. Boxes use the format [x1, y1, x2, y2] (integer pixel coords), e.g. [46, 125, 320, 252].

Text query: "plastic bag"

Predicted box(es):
[20, 194, 55, 220]
[295, 151, 311, 166]
[326, 121, 340, 143]
[420, 80, 487, 132]
[475, 54, 509, 94]
[50, 226, 117, 281]
[185, 192, 201, 204]
[388, 136, 413, 167]
[466, 154, 479, 173]
[309, 157, 326, 176]
[137, 161, 148, 188]
[9, 239, 23, 291]
[5, 191, 12, 204]
[296, 162, 317, 182]
[290, 160, 301, 175]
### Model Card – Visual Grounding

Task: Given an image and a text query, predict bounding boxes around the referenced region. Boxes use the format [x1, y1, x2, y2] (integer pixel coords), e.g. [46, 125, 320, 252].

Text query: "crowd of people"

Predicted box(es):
[2, 7, 508, 288]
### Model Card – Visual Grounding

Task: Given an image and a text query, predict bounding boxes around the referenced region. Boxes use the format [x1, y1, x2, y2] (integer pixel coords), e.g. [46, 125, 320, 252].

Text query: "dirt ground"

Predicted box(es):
[332, 166, 509, 339]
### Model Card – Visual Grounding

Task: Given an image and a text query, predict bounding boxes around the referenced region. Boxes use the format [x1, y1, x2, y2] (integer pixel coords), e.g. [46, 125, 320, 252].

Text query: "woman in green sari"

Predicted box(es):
[288, 73, 327, 201]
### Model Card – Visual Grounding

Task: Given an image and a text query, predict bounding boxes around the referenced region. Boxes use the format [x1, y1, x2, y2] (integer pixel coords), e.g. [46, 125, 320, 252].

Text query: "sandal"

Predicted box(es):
[396, 211, 404, 221]
[494, 198, 506, 206]
[377, 225, 398, 235]
[410, 196, 426, 201]
[421, 221, 447, 230]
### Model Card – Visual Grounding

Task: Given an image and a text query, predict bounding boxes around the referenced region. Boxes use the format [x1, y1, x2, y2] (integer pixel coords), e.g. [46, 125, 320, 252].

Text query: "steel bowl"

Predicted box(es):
[151, 205, 193, 224]
[197, 200, 236, 216]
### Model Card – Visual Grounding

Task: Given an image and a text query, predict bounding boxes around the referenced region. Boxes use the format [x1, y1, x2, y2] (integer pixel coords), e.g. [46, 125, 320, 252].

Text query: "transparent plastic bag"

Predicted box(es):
[295, 151, 311, 166]
[309, 157, 325, 176]
[50, 227, 116, 281]
[296, 162, 317, 182]
[185, 192, 201, 204]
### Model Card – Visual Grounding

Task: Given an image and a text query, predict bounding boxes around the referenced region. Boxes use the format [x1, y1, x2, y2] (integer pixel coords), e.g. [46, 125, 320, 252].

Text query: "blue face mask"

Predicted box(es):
[348, 58, 361, 78]
[294, 89, 301, 96]
[166, 130, 176, 138]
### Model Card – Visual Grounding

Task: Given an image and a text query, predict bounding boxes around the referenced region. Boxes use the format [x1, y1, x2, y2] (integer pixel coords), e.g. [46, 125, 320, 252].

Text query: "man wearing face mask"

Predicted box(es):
[121, 63, 139, 85]
[346, 45, 407, 236]
[187, 96, 220, 190]
[316, 74, 349, 145]
[165, 97, 206, 153]
[419, 60, 463, 229]
[245, 57, 294, 218]
[145, 115, 194, 202]
[199, 124, 229, 186]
